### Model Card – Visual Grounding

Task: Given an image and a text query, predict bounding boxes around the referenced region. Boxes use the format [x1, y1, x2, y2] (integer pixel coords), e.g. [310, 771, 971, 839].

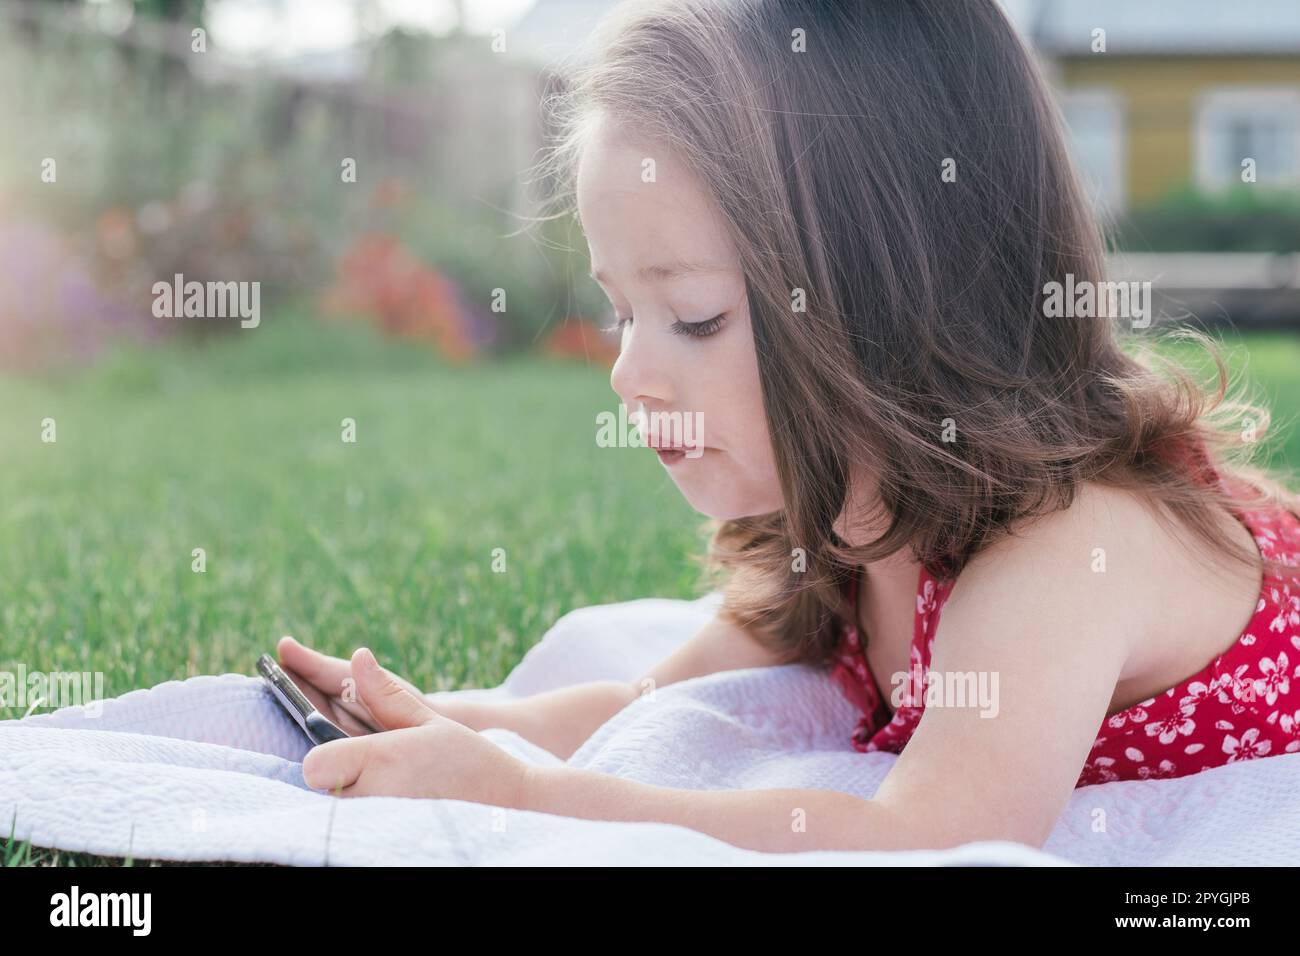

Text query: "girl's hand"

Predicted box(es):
[276, 635, 432, 736]
[300, 647, 531, 808]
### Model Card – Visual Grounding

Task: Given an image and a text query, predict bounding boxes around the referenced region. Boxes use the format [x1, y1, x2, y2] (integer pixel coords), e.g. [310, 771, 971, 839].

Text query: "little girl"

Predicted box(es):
[282, 0, 1300, 852]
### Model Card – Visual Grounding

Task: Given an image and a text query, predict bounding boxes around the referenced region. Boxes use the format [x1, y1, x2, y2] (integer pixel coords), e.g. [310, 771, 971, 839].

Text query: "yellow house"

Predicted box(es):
[1019, 0, 1300, 212]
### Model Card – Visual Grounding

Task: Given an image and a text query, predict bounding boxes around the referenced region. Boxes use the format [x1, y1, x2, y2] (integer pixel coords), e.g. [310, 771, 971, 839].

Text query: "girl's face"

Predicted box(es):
[577, 116, 783, 519]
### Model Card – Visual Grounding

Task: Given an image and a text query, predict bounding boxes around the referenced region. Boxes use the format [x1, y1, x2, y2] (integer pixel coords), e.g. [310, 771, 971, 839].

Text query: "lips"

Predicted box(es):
[650, 440, 709, 468]
[634, 413, 706, 462]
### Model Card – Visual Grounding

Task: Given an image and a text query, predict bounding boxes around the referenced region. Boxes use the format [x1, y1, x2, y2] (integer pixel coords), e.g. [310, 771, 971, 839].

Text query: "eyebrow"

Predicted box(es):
[589, 258, 733, 284]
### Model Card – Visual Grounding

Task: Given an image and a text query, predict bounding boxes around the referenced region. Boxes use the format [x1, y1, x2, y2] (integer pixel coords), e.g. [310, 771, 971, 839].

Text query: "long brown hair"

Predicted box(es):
[527, 0, 1300, 666]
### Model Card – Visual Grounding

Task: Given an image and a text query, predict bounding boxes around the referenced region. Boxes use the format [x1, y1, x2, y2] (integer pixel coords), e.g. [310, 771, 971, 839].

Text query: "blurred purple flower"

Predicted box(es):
[0, 218, 152, 369]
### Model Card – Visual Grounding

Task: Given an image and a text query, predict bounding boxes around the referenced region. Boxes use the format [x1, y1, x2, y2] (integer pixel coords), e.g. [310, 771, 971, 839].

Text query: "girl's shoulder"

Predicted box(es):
[938, 480, 1287, 698]
[939, 486, 1164, 628]
[955, 478, 1262, 590]
[932, 481, 1158, 640]
[953, 481, 1159, 587]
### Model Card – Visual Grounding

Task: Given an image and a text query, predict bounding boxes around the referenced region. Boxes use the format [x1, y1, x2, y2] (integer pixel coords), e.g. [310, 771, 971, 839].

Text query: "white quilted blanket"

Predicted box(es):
[3, 593, 1298, 865]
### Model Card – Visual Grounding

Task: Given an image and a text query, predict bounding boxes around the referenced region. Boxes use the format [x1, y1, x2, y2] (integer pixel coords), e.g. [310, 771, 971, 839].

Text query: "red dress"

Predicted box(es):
[830, 483, 1300, 788]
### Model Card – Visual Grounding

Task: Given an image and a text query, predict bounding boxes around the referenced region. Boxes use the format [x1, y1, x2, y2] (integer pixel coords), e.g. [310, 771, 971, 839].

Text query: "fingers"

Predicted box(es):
[278, 663, 377, 736]
[278, 663, 333, 715]
[278, 636, 425, 707]
[277, 636, 433, 735]
[278, 635, 431, 706]
[301, 672, 432, 794]
[351, 647, 438, 731]
[277, 635, 353, 697]
[330, 692, 384, 734]
[303, 727, 432, 797]
[301, 736, 368, 792]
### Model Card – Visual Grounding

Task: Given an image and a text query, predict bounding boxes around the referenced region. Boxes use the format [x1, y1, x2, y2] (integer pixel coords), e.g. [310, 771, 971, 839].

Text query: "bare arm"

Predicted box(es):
[510, 488, 1144, 853]
[439, 607, 782, 760]
[427, 683, 636, 761]
[521, 767, 921, 852]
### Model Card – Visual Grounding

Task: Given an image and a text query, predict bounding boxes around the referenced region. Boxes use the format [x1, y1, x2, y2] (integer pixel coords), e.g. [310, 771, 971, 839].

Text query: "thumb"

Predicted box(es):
[351, 647, 437, 730]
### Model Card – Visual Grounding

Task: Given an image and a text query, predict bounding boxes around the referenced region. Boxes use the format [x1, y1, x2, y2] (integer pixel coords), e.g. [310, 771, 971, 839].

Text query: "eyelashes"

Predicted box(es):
[672, 314, 726, 338]
[599, 312, 727, 338]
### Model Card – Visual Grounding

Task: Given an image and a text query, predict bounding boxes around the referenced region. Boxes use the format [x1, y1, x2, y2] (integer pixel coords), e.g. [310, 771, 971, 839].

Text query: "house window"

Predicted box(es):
[1194, 88, 1300, 190]
[1059, 89, 1126, 215]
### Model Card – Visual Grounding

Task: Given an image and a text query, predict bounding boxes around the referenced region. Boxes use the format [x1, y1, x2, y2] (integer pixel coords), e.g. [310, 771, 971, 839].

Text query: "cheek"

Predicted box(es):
[723, 321, 771, 458]
[712, 344, 780, 486]
[747, 420, 782, 495]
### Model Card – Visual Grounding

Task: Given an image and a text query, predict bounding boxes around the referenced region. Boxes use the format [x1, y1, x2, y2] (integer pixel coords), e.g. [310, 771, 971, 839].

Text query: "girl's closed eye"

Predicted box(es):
[599, 311, 728, 338]
[672, 313, 726, 338]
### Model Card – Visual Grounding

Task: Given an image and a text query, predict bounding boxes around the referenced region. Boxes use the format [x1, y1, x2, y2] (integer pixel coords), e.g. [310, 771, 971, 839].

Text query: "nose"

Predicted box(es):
[609, 323, 672, 411]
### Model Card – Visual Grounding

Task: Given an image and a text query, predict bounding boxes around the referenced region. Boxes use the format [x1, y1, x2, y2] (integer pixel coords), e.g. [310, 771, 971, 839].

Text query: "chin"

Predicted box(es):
[677, 485, 781, 521]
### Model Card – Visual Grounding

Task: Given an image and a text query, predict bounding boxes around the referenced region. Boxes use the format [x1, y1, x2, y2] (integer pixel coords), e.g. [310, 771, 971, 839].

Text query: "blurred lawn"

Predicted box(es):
[1154, 330, 1300, 473]
[0, 315, 1296, 708]
[0, 308, 710, 722]
[0, 314, 1296, 865]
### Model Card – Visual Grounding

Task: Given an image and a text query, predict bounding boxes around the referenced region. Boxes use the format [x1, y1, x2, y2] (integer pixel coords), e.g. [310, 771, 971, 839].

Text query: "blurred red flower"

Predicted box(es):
[320, 232, 484, 361]
[541, 317, 621, 367]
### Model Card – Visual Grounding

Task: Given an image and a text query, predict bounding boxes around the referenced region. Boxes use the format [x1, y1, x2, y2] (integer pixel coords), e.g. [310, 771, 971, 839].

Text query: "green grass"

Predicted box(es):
[0, 310, 711, 701]
[0, 309, 710, 865]
[1, 312, 1297, 866]
[1146, 329, 1300, 476]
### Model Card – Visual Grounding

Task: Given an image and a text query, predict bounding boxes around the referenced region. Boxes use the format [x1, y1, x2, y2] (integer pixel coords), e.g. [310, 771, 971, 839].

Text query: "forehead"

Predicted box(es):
[576, 118, 736, 280]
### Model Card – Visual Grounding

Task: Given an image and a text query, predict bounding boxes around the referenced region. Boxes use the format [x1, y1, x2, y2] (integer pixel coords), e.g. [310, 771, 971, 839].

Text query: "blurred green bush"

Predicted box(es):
[0, 7, 605, 367]
[1112, 185, 1300, 253]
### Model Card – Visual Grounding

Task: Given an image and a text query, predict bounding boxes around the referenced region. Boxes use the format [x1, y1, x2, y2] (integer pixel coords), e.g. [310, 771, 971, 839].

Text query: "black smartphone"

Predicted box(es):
[257, 652, 351, 746]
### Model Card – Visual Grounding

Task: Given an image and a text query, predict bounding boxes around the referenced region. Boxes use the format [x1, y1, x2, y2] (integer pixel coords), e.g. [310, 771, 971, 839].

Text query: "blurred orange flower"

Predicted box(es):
[321, 232, 478, 361]
[541, 317, 621, 367]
